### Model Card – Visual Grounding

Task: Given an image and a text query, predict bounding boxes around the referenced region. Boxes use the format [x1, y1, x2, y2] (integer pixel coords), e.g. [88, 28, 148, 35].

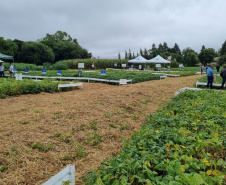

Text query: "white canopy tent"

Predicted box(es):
[128, 55, 148, 64]
[147, 55, 170, 64]
[128, 56, 148, 69]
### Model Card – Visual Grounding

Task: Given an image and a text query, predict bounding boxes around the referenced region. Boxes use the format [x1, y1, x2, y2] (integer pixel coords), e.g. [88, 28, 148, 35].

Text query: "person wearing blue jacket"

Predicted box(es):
[206, 65, 214, 89]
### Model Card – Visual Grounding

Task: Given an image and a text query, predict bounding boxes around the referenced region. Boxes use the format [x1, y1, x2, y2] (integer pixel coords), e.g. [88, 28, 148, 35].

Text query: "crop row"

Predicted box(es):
[12, 70, 197, 83]
[84, 90, 226, 185]
[0, 78, 72, 99]
[198, 75, 223, 84]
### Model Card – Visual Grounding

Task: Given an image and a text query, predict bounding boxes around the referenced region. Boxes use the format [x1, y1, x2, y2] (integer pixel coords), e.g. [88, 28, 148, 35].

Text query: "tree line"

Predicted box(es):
[1, 31, 226, 67]
[0, 31, 92, 65]
[121, 41, 226, 66]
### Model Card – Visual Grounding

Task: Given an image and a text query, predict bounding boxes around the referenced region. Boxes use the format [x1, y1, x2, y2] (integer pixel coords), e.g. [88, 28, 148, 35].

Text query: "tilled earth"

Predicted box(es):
[0, 75, 204, 185]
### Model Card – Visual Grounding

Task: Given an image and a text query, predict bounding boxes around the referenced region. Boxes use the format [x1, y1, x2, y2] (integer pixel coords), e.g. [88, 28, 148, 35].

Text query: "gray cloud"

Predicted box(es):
[1, 0, 226, 58]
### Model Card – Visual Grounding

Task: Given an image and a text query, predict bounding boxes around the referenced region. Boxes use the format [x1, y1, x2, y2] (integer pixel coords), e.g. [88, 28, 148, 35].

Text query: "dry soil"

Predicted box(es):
[0, 75, 204, 185]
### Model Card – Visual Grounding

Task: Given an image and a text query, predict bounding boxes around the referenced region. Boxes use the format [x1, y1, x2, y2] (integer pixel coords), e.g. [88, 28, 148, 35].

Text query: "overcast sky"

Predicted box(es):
[1, 0, 226, 59]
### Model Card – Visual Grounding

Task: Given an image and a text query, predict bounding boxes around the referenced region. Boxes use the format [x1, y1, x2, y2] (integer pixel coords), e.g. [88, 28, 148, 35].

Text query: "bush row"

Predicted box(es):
[0, 79, 60, 98]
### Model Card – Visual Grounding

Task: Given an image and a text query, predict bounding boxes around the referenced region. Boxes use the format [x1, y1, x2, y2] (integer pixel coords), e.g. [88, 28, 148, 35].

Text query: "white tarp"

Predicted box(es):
[128, 56, 148, 64]
[43, 165, 75, 185]
[148, 55, 170, 64]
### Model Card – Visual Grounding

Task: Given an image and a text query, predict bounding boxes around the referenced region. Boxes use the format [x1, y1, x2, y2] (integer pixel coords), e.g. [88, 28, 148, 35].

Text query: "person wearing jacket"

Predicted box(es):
[220, 65, 226, 89]
[206, 65, 214, 89]
[0, 61, 4, 77]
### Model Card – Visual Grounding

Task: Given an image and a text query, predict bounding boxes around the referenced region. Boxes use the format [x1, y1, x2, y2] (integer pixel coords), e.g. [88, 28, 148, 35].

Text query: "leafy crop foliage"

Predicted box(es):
[4, 63, 43, 71]
[0, 78, 60, 98]
[198, 75, 223, 84]
[13, 70, 161, 84]
[84, 90, 226, 185]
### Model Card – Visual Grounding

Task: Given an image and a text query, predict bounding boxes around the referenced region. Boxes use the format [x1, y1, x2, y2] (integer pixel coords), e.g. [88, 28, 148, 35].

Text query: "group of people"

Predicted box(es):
[206, 64, 226, 89]
[201, 64, 221, 74]
[0, 61, 14, 78]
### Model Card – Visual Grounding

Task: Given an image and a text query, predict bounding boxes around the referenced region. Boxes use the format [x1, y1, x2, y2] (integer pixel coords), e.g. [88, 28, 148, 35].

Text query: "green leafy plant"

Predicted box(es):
[89, 120, 98, 131]
[84, 90, 226, 185]
[30, 142, 54, 152]
[62, 180, 72, 185]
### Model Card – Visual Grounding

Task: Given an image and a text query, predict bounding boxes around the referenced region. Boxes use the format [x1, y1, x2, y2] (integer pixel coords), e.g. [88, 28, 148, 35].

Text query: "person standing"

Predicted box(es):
[201, 65, 204, 74]
[114, 62, 117, 69]
[91, 63, 94, 70]
[0, 61, 4, 77]
[220, 65, 226, 89]
[206, 65, 214, 89]
[9, 63, 14, 78]
[216, 64, 220, 72]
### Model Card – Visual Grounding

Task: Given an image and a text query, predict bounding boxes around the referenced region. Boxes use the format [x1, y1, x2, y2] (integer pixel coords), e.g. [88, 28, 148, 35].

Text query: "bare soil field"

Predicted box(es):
[0, 75, 204, 185]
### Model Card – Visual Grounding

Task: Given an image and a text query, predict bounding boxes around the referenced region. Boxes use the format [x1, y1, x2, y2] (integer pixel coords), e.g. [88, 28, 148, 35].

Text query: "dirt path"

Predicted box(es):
[0, 75, 204, 185]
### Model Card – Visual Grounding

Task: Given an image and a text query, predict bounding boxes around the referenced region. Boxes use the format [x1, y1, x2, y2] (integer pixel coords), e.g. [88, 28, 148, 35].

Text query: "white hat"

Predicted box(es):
[0, 60, 4, 63]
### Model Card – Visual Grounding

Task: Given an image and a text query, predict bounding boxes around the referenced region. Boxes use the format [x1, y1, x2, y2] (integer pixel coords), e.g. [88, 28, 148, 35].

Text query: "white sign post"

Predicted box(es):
[78, 63, 84, 70]
[119, 79, 127, 85]
[15, 73, 22, 80]
[43, 165, 75, 185]
[122, 64, 126, 70]
[155, 64, 161, 71]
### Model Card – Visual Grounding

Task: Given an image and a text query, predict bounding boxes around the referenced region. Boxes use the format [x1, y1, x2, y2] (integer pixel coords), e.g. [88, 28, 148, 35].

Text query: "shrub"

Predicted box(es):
[0, 79, 60, 98]
[218, 55, 226, 66]
[52, 61, 68, 70]
[170, 60, 179, 68]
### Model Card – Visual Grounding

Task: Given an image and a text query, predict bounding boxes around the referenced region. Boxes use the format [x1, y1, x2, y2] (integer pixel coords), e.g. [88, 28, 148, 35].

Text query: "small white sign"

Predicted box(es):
[122, 64, 126, 68]
[43, 165, 75, 185]
[119, 79, 127, 85]
[78, 63, 84, 68]
[155, 64, 161, 68]
[15, 73, 22, 80]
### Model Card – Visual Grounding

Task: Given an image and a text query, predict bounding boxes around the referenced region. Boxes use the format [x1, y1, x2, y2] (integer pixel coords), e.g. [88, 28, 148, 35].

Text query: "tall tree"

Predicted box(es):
[171, 53, 183, 63]
[143, 48, 148, 59]
[201, 45, 206, 52]
[149, 43, 157, 58]
[163, 42, 169, 52]
[182, 47, 196, 56]
[125, 50, 128, 59]
[183, 52, 199, 66]
[18, 42, 55, 65]
[118, 52, 121, 60]
[40, 31, 91, 61]
[152, 43, 156, 51]
[220, 40, 226, 56]
[0, 37, 18, 56]
[158, 43, 164, 53]
[173, 43, 181, 55]
[140, 48, 143, 56]
[198, 48, 217, 66]
[218, 54, 226, 65]
[128, 49, 132, 59]
[13, 39, 24, 61]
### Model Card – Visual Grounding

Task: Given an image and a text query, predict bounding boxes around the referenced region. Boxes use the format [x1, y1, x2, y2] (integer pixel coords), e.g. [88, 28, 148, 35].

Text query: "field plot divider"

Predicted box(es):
[20, 75, 132, 85]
